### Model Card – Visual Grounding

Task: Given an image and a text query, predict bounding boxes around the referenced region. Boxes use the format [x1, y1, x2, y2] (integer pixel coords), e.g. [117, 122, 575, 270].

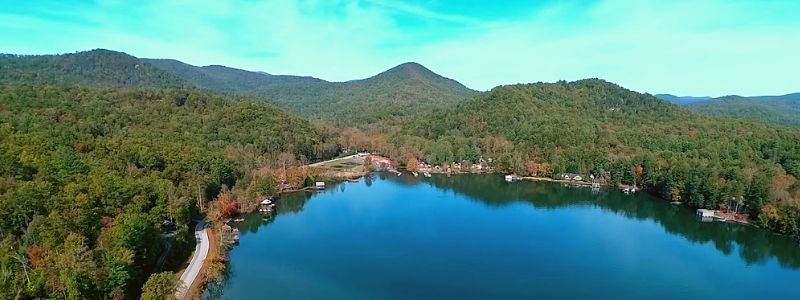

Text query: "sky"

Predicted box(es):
[1, 0, 799, 96]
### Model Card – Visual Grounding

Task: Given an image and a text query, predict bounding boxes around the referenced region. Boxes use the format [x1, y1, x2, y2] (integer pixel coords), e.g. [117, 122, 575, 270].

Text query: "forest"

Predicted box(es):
[685, 94, 800, 128]
[378, 80, 800, 238]
[2, 50, 477, 126]
[1, 50, 800, 299]
[145, 59, 478, 125]
[0, 84, 335, 299]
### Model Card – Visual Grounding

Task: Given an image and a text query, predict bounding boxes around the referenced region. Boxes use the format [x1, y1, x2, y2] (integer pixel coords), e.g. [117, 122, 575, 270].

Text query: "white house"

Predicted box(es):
[697, 209, 716, 220]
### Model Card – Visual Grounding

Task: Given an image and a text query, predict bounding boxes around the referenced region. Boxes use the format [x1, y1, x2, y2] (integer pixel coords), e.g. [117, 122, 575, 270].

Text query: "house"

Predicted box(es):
[562, 173, 583, 181]
[505, 175, 515, 182]
[315, 181, 326, 190]
[369, 155, 392, 170]
[697, 209, 717, 222]
[697, 209, 715, 218]
[260, 198, 275, 213]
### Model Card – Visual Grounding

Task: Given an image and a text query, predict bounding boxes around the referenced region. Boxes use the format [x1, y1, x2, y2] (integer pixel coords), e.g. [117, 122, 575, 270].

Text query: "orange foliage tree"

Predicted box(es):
[406, 157, 420, 172]
[210, 191, 239, 221]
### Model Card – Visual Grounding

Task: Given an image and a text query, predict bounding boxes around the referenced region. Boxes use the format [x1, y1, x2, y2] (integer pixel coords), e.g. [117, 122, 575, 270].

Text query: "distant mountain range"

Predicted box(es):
[653, 94, 712, 105]
[3, 48, 797, 128]
[1, 49, 477, 124]
[656, 93, 800, 127]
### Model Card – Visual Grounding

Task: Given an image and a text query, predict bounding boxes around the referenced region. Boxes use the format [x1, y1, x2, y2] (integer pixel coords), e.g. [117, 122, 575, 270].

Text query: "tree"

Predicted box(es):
[140, 272, 177, 300]
[101, 248, 134, 297]
[53, 233, 97, 300]
[303, 176, 315, 188]
[210, 191, 239, 221]
[406, 157, 419, 172]
[747, 174, 770, 213]
[250, 175, 277, 198]
[634, 164, 644, 184]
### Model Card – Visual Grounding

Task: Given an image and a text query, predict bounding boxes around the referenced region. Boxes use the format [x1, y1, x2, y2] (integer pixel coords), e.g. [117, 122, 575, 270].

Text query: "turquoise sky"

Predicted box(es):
[2, 0, 799, 96]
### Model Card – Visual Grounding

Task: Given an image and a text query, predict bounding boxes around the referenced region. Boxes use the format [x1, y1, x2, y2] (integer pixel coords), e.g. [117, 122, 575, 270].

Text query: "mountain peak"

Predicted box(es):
[393, 61, 427, 71]
[369, 62, 473, 91]
[379, 62, 435, 80]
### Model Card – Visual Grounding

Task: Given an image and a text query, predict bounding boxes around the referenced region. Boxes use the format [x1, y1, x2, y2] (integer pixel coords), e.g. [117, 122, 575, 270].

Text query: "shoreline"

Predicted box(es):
[192, 171, 765, 297]
[518, 176, 596, 186]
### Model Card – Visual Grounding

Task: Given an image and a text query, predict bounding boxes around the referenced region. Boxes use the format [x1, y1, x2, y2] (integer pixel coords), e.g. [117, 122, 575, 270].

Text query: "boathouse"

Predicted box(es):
[697, 209, 715, 218]
[562, 173, 584, 181]
[315, 181, 326, 190]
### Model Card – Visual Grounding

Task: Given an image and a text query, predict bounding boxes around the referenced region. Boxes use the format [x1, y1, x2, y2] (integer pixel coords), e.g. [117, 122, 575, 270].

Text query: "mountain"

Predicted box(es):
[684, 93, 800, 127]
[0, 49, 477, 124]
[143, 58, 325, 92]
[0, 49, 185, 87]
[146, 59, 478, 124]
[2, 48, 800, 298]
[654, 94, 712, 105]
[269, 62, 478, 123]
[391, 79, 800, 236]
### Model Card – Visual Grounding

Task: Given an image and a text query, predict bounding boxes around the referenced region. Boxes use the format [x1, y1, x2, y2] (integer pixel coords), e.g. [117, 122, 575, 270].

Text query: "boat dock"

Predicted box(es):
[697, 209, 750, 224]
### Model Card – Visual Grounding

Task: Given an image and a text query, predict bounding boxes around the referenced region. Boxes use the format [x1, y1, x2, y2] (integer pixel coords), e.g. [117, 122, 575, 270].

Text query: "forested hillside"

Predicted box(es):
[2, 49, 800, 298]
[655, 94, 711, 105]
[143, 58, 325, 93]
[272, 62, 478, 123]
[684, 94, 800, 128]
[1, 50, 478, 125]
[0, 50, 184, 88]
[146, 59, 478, 124]
[387, 79, 800, 237]
[0, 84, 335, 299]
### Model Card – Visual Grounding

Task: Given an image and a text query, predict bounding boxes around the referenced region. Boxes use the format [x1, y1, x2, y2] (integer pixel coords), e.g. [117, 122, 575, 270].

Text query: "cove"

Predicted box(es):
[208, 174, 800, 299]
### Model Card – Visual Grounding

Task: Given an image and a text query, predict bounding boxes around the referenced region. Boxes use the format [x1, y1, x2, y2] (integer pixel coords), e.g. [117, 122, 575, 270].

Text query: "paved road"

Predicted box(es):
[175, 221, 209, 300]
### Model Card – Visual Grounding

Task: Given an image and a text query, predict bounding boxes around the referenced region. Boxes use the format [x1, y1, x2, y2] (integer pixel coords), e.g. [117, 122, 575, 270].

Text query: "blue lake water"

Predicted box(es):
[209, 174, 800, 299]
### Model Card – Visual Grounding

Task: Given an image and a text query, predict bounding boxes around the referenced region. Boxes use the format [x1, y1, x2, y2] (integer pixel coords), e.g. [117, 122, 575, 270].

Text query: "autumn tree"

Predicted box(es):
[406, 157, 420, 172]
[210, 191, 239, 222]
[140, 272, 177, 300]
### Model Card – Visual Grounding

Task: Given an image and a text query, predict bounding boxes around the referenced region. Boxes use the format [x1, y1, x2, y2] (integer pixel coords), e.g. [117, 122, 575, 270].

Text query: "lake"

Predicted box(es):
[208, 174, 800, 299]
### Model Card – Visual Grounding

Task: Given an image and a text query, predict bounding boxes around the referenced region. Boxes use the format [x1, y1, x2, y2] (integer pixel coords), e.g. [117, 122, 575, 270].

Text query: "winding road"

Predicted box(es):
[175, 220, 209, 300]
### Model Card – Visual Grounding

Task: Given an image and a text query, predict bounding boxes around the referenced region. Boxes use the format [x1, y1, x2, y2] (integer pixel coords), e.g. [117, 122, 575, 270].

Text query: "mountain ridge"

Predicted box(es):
[656, 92, 800, 127]
[1, 49, 477, 124]
[0, 49, 186, 87]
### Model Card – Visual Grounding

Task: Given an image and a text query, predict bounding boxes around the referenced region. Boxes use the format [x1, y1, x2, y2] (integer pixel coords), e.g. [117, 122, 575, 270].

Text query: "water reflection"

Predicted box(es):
[256, 173, 800, 269]
[413, 174, 800, 269]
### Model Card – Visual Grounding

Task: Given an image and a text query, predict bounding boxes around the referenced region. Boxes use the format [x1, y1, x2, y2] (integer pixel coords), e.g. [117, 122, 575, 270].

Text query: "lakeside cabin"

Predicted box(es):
[697, 209, 717, 222]
[562, 173, 583, 181]
[315, 181, 326, 190]
[259, 198, 274, 212]
[505, 175, 515, 182]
